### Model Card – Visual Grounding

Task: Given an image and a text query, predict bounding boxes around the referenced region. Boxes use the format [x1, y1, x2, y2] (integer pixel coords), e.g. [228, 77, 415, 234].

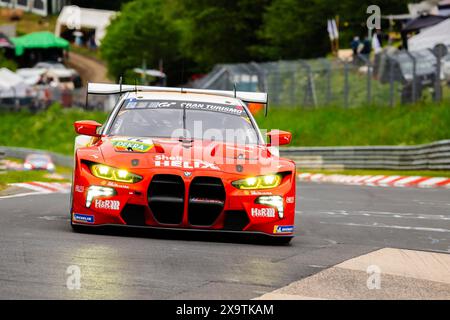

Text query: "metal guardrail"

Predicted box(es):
[280, 140, 450, 170]
[0, 150, 5, 172]
[0, 147, 73, 168]
[1, 140, 449, 171]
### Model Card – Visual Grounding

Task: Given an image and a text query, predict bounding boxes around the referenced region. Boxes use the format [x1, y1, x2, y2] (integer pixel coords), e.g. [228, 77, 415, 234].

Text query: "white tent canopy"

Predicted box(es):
[55, 6, 117, 46]
[408, 18, 450, 51]
[0, 68, 29, 98]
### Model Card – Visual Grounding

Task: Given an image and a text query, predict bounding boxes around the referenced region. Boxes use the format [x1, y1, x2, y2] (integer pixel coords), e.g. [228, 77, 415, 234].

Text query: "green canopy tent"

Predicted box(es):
[10, 32, 70, 67]
[11, 31, 70, 56]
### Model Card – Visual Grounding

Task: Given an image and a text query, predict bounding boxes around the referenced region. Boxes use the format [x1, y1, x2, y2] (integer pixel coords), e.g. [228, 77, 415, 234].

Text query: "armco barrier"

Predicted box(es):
[280, 140, 450, 171]
[1, 139, 449, 171]
[0, 146, 73, 168]
[0, 150, 5, 172]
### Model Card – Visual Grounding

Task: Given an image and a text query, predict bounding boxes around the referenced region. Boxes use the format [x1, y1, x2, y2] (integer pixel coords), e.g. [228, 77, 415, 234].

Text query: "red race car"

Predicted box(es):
[70, 83, 296, 243]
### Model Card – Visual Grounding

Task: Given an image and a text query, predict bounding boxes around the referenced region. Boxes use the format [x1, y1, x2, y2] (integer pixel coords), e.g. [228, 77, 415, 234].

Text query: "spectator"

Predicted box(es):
[351, 36, 360, 56]
[359, 36, 372, 62]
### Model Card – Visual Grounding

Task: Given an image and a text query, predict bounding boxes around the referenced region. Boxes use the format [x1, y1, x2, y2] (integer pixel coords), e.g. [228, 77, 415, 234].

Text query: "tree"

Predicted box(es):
[257, 0, 411, 60]
[174, 0, 271, 70]
[100, 0, 182, 85]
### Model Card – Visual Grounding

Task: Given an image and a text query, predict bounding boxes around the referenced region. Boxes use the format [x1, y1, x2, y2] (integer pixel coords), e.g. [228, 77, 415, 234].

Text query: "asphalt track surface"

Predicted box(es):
[0, 182, 449, 299]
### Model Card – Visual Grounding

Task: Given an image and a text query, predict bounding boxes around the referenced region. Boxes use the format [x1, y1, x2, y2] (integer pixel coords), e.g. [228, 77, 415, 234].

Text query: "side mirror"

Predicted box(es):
[74, 120, 102, 137]
[267, 130, 292, 146]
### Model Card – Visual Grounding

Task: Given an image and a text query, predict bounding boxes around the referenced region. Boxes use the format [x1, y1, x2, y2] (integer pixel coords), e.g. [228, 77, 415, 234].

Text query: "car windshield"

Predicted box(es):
[108, 99, 259, 145]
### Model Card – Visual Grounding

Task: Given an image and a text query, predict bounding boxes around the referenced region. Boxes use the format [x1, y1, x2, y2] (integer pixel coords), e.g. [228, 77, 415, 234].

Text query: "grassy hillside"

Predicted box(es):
[0, 104, 107, 155]
[255, 103, 450, 146]
[0, 103, 449, 156]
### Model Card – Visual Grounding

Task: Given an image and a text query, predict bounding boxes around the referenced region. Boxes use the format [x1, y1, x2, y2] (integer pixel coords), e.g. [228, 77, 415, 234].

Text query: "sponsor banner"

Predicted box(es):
[251, 207, 276, 218]
[94, 199, 120, 211]
[286, 196, 295, 204]
[111, 137, 154, 153]
[154, 155, 219, 170]
[273, 225, 294, 234]
[124, 100, 244, 116]
[73, 213, 94, 224]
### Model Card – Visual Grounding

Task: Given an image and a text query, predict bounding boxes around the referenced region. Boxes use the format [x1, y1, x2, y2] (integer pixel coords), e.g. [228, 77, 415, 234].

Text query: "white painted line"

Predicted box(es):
[0, 192, 47, 200]
[320, 221, 450, 233]
[12, 183, 52, 193]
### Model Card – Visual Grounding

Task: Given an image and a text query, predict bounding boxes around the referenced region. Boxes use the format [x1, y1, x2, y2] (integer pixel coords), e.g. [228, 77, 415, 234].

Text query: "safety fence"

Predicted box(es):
[2, 140, 449, 172]
[0, 87, 115, 112]
[192, 44, 450, 108]
[280, 140, 450, 171]
[0, 150, 5, 173]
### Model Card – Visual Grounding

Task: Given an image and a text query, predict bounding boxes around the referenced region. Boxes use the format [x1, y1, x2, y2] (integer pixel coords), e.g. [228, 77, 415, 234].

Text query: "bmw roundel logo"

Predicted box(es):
[184, 171, 192, 177]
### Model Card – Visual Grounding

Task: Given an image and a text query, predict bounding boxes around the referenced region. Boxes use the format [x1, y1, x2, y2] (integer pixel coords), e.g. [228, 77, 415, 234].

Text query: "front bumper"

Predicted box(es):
[71, 165, 296, 237]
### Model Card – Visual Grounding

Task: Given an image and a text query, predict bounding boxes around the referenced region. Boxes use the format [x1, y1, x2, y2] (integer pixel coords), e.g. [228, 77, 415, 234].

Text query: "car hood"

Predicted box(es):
[94, 136, 285, 175]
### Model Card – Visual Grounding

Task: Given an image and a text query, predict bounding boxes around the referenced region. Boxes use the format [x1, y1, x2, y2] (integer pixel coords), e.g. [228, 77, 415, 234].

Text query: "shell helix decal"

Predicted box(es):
[111, 137, 154, 153]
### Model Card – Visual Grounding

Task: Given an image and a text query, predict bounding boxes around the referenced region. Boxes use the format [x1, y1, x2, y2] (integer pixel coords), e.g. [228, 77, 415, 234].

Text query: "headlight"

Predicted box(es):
[86, 186, 116, 208]
[256, 196, 284, 218]
[232, 174, 282, 190]
[89, 164, 142, 183]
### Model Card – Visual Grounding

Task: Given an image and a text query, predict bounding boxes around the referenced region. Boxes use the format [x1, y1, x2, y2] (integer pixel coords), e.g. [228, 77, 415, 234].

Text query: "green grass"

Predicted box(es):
[70, 45, 102, 61]
[255, 103, 450, 146]
[0, 104, 107, 155]
[0, 101, 449, 158]
[300, 169, 450, 178]
[0, 12, 57, 36]
[0, 170, 69, 191]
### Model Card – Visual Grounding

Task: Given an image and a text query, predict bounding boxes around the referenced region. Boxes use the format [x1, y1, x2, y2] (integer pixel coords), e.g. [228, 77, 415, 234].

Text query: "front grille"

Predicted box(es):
[223, 211, 250, 231]
[148, 174, 185, 225]
[188, 177, 225, 226]
[121, 204, 147, 226]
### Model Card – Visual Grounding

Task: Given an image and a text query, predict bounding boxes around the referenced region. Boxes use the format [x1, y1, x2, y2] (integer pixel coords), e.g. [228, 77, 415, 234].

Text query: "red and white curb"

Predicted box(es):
[298, 173, 450, 189]
[6, 182, 71, 196]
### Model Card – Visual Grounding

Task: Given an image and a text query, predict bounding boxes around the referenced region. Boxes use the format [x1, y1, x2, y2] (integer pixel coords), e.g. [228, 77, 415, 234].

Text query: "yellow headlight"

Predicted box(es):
[90, 164, 142, 183]
[232, 174, 282, 190]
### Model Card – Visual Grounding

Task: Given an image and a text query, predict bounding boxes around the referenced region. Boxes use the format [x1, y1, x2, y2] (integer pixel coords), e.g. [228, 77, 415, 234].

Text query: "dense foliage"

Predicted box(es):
[100, 0, 410, 83]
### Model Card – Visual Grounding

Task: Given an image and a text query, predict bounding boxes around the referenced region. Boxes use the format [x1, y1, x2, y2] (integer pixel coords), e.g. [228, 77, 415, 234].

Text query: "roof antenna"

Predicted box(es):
[119, 75, 123, 94]
[134, 78, 138, 94]
[233, 83, 237, 98]
[265, 94, 269, 117]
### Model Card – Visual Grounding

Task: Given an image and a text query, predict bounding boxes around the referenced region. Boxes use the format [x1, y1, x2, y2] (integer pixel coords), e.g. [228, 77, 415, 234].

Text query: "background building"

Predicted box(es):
[0, 0, 70, 16]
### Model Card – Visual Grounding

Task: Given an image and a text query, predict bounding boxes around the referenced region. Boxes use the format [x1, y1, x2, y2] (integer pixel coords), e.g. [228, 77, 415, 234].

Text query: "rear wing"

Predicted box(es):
[87, 82, 268, 104]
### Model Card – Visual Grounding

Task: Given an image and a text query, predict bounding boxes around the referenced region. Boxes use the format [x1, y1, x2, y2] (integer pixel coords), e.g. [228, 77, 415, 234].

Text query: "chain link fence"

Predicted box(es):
[192, 44, 450, 108]
[0, 86, 115, 112]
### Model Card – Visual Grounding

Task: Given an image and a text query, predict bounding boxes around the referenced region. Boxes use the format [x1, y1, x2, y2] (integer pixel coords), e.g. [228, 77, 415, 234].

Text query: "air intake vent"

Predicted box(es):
[188, 177, 225, 226]
[148, 174, 185, 225]
[121, 204, 147, 226]
[223, 211, 250, 231]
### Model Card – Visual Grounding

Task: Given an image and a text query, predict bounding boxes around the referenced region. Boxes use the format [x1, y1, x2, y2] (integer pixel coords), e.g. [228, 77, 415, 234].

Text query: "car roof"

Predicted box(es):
[124, 91, 245, 106]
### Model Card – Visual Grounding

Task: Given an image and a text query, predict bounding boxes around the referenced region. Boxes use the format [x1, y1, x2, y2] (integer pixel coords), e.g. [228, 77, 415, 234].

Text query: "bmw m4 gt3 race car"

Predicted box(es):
[70, 83, 296, 243]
